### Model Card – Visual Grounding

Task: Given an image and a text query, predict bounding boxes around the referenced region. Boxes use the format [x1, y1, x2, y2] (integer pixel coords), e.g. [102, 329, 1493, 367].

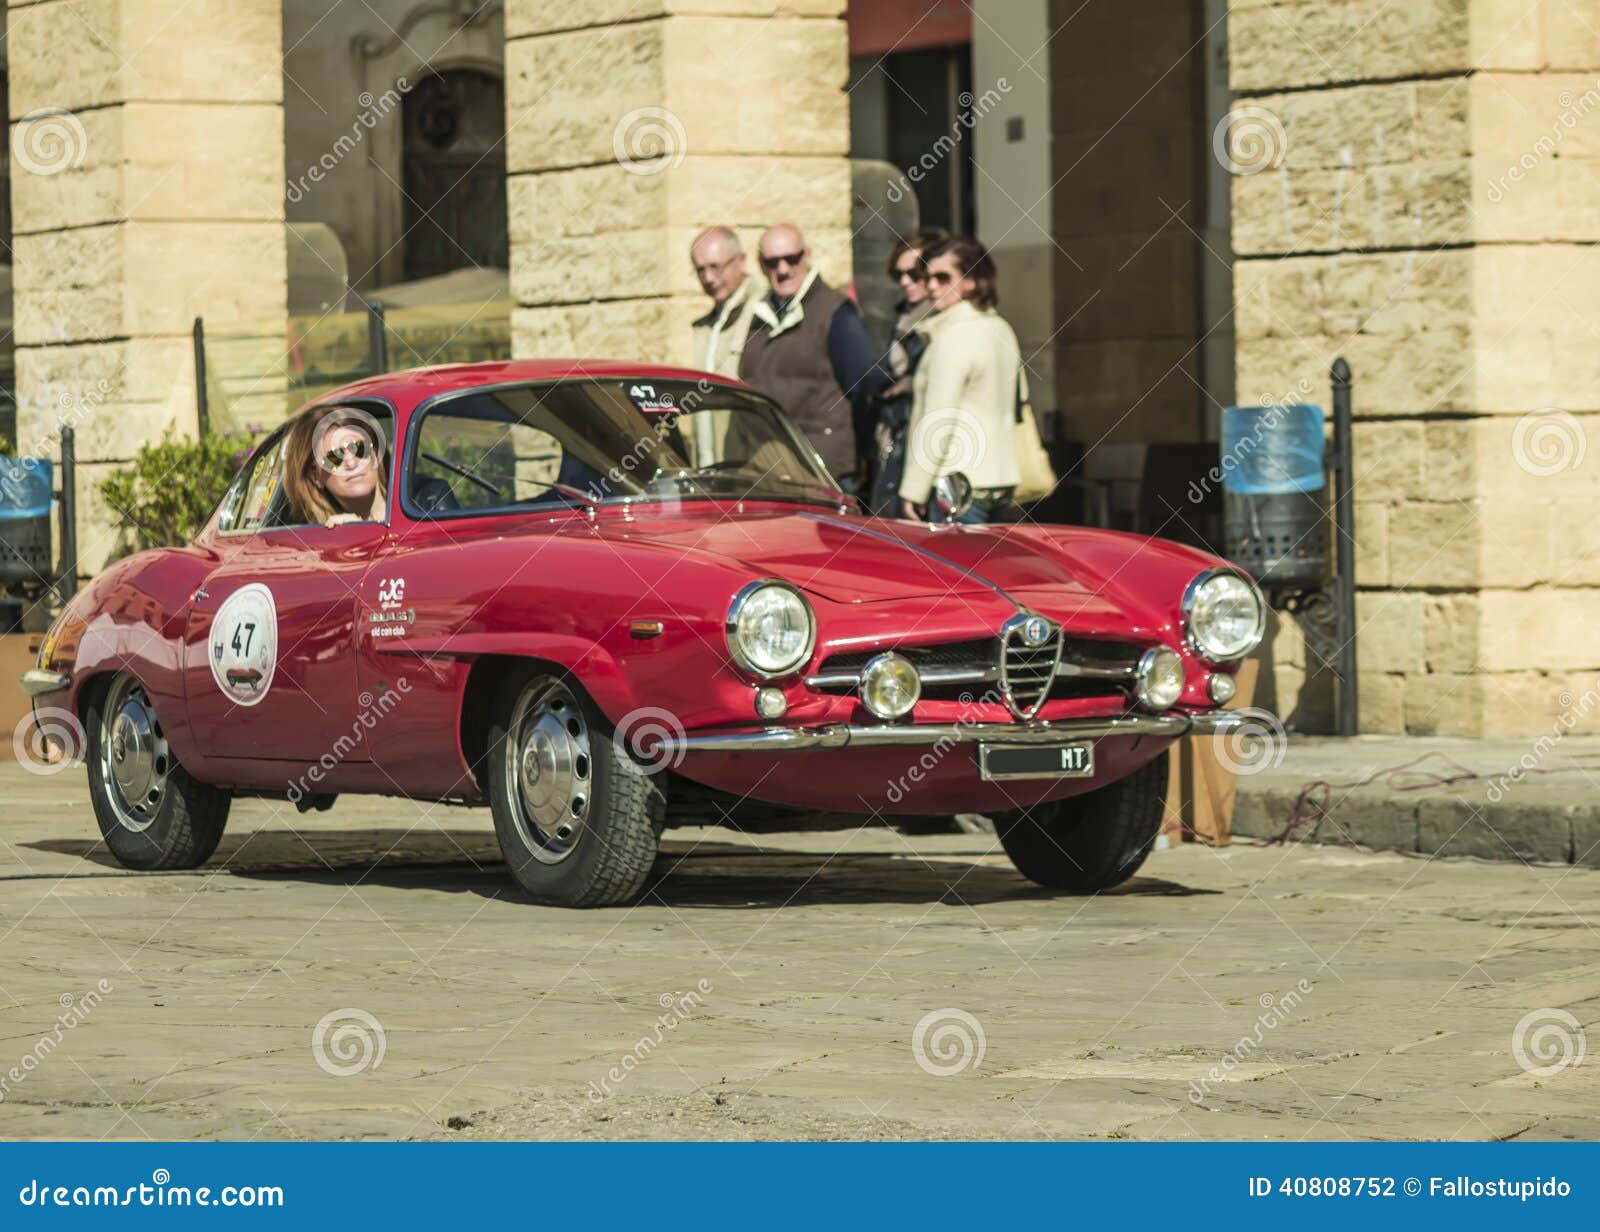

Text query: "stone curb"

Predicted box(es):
[1232, 779, 1600, 868]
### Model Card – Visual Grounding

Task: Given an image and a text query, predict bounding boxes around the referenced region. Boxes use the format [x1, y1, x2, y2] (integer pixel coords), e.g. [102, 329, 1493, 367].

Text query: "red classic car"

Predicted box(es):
[21, 360, 1262, 906]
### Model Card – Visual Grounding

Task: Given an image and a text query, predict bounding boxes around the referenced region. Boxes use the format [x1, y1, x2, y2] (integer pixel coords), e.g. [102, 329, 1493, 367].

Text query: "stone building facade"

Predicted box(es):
[2, 0, 1596, 738]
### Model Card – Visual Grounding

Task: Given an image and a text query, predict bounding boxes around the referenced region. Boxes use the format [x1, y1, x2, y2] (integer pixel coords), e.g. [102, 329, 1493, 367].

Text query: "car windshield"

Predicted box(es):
[405, 378, 841, 516]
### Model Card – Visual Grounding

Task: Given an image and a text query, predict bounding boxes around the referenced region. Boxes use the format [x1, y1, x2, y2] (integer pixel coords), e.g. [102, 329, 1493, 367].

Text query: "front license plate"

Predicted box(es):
[978, 742, 1095, 781]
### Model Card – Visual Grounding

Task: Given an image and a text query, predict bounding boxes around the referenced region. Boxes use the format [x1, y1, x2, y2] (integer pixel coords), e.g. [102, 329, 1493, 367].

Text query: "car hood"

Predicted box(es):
[601, 510, 1092, 604]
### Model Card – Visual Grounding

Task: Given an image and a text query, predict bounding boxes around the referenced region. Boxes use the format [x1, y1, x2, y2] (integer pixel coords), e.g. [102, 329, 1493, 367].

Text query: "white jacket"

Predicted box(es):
[898, 299, 1023, 504]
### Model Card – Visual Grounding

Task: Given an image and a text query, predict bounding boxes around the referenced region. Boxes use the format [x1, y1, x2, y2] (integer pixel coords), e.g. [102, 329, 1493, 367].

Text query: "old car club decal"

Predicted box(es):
[209, 583, 279, 706]
[370, 575, 415, 640]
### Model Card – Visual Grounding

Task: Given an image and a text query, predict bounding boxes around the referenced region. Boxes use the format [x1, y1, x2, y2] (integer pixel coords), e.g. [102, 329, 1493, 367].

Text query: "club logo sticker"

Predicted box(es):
[209, 583, 278, 706]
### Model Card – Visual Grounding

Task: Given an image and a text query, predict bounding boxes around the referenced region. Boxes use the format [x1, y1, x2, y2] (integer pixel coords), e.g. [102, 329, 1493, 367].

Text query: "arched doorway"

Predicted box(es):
[401, 68, 508, 282]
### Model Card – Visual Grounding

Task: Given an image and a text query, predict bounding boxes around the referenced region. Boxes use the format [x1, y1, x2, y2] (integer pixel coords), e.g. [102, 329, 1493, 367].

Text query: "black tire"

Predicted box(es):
[994, 750, 1169, 892]
[85, 672, 230, 871]
[486, 668, 662, 907]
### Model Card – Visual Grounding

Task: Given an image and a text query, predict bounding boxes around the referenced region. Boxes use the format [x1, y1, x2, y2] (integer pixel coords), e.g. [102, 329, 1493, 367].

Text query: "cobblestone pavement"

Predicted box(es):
[0, 763, 1595, 1141]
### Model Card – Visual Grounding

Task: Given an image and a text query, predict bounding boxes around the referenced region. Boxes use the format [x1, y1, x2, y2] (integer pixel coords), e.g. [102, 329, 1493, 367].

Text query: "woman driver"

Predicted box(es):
[282, 406, 387, 527]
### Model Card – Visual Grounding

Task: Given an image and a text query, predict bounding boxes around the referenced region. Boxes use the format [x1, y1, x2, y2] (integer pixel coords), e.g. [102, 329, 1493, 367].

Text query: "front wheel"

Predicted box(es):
[85, 672, 231, 870]
[486, 671, 662, 906]
[994, 750, 1168, 892]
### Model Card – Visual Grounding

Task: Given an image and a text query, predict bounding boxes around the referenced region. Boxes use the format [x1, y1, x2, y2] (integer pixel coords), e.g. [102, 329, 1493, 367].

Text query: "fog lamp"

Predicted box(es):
[1136, 647, 1185, 712]
[860, 652, 920, 720]
[755, 687, 788, 720]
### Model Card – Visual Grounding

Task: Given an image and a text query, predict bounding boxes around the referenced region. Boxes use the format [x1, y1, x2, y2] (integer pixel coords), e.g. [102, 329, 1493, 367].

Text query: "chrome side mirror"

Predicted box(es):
[932, 472, 973, 524]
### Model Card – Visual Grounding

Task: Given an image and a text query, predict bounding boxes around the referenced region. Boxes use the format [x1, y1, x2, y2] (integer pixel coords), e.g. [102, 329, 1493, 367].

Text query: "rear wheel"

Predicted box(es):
[85, 672, 231, 870]
[487, 670, 661, 906]
[994, 751, 1168, 892]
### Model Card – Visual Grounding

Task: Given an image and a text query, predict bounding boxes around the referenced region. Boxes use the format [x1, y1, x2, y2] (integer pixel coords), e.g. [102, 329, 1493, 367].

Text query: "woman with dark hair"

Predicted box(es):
[898, 235, 1022, 524]
[866, 227, 949, 516]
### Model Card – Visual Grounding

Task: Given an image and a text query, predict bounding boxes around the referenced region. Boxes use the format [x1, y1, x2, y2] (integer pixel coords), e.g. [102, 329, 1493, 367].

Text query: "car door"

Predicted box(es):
[183, 430, 392, 765]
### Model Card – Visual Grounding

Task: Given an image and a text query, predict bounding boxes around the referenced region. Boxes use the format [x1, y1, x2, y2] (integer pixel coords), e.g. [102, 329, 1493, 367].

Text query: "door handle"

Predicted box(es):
[192, 585, 209, 602]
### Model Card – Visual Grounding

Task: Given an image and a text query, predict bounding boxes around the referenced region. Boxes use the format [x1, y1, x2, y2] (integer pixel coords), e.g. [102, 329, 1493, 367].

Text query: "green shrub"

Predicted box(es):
[100, 430, 258, 556]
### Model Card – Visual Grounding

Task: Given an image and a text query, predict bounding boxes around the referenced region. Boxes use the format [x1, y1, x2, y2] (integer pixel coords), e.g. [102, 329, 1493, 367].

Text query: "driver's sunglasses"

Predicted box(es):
[927, 270, 957, 286]
[322, 438, 372, 470]
[760, 250, 805, 271]
[895, 263, 926, 283]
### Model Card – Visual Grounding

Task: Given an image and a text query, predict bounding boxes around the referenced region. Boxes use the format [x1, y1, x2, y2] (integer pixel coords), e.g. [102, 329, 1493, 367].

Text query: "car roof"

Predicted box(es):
[321, 359, 750, 406]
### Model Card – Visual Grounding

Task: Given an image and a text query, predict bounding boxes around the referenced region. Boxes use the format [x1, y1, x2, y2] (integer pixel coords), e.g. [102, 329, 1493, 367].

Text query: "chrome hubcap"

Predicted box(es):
[99, 676, 169, 832]
[506, 680, 591, 865]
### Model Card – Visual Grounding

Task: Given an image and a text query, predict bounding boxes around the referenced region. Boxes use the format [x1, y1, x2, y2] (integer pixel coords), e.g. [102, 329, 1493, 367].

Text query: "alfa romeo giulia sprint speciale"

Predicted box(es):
[22, 361, 1262, 906]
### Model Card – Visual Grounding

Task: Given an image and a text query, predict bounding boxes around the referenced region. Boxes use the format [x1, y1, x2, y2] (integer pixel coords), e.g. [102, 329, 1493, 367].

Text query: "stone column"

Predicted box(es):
[6, 0, 287, 572]
[1229, 0, 1600, 736]
[504, 1, 850, 366]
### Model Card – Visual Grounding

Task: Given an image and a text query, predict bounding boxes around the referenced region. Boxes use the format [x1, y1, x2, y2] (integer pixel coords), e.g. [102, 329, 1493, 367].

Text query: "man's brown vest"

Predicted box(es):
[738, 277, 855, 477]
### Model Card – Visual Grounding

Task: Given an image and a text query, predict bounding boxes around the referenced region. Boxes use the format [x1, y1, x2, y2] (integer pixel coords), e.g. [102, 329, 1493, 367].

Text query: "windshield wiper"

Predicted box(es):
[545, 482, 604, 508]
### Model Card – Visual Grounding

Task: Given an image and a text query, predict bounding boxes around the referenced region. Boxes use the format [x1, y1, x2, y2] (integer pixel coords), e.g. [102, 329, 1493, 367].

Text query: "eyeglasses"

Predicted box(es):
[322, 438, 372, 470]
[759, 250, 806, 272]
[927, 270, 957, 286]
[895, 264, 926, 283]
[693, 253, 739, 278]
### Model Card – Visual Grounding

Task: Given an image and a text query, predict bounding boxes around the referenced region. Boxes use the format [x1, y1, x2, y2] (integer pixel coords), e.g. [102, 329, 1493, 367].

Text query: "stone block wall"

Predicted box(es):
[504, 1, 851, 367]
[1229, 0, 1600, 736]
[6, 0, 288, 572]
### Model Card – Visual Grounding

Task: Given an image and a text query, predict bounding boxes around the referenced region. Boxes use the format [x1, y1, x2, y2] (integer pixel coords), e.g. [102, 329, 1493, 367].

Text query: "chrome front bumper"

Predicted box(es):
[662, 710, 1245, 754]
[19, 669, 70, 697]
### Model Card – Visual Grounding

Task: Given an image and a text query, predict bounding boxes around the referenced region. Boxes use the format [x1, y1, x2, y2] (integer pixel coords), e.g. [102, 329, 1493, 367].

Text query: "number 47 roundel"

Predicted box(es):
[209, 583, 279, 706]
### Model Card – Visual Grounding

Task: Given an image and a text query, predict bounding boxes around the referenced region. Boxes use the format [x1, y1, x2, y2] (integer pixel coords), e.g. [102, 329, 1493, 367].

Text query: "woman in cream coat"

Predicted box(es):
[897, 236, 1023, 524]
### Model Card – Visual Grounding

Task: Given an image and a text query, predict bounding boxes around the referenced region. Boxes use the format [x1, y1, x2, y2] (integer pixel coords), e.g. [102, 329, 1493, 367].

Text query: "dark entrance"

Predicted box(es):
[401, 69, 508, 281]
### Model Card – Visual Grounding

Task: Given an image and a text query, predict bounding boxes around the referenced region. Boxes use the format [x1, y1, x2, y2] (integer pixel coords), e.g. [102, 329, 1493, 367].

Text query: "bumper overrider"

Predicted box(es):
[20, 669, 70, 697]
[660, 710, 1244, 754]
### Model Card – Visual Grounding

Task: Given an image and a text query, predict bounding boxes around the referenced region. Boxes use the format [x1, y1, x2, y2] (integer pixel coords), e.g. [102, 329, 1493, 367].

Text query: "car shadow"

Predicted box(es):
[23, 831, 1217, 908]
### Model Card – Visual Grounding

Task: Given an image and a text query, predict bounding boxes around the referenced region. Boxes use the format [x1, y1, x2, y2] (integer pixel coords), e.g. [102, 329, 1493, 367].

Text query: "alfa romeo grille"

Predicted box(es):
[1000, 614, 1063, 719]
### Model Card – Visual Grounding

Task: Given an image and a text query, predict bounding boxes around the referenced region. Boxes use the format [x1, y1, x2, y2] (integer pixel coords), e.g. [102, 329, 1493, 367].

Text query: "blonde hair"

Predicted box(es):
[282, 405, 387, 526]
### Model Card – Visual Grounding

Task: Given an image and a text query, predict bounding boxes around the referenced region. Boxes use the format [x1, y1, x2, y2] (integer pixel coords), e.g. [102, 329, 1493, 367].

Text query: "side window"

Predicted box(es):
[412, 408, 564, 511]
[217, 436, 288, 533]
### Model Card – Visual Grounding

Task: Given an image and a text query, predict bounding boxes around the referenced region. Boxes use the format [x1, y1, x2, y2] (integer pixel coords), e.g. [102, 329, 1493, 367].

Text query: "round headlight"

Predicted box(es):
[860, 652, 921, 720]
[1137, 647, 1185, 711]
[1184, 570, 1265, 662]
[726, 581, 815, 678]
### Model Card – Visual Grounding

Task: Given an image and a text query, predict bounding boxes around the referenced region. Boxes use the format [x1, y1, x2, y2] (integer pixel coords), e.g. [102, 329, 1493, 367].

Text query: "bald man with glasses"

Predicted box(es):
[738, 223, 888, 491]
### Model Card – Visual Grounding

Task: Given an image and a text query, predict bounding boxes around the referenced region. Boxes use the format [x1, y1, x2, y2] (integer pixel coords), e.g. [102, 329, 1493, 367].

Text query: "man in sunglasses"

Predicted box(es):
[738, 223, 887, 491]
[689, 226, 757, 378]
